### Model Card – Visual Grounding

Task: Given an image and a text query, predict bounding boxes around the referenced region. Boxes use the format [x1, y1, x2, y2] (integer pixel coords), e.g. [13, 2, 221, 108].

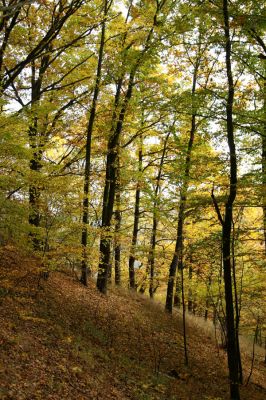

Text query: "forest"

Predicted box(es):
[0, 0, 265, 399]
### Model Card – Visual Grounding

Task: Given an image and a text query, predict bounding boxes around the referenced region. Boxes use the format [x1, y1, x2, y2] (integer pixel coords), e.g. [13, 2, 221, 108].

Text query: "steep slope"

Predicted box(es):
[0, 246, 265, 400]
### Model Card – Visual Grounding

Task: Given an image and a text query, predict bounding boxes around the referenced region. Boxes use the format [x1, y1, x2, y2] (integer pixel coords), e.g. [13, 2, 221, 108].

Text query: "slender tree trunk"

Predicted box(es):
[80, 1, 108, 285]
[173, 270, 181, 307]
[114, 221, 121, 285]
[165, 61, 198, 313]
[97, 145, 118, 293]
[129, 137, 143, 289]
[262, 60, 266, 254]
[97, 3, 161, 293]
[232, 220, 243, 383]
[97, 71, 136, 293]
[148, 132, 170, 298]
[139, 132, 169, 295]
[28, 55, 50, 250]
[205, 273, 212, 320]
[148, 215, 157, 298]
[166, 191, 187, 314]
[29, 117, 42, 250]
[222, 1, 240, 398]
[114, 156, 121, 286]
[181, 259, 188, 365]
[188, 264, 193, 312]
[96, 68, 125, 293]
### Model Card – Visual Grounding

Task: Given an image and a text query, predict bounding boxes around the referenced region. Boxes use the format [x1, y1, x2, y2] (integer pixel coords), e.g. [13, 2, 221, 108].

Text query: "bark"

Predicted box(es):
[129, 137, 143, 289]
[80, 0, 108, 286]
[181, 262, 188, 365]
[204, 273, 212, 320]
[148, 132, 170, 298]
[165, 61, 198, 313]
[96, 0, 136, 294]
[188, 264, 193, 313]
[28, 53, 50, 249]
[138, 132, 170, 295]
[232, 220, 243, 383]
[148, 215, 157, 298]
[97, 2, 162, 293]
[222, 1, 240, 398]
[96, 70, 135, 293]
[114, 157, 122, 286]
[97, 146, 117, 293]
[262, 60, 266, 254]
[173, 271, 181, 308]
[28, 117, 42, 248]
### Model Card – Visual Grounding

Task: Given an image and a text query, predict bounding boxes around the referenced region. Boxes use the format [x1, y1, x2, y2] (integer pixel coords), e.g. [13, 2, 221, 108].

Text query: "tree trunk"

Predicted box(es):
[148, 132, 170, 298]
[262, 60, 266, 255]
[148, 216, 157, 299]
[165, 61, 198, 313]
[28, 55, 50, 250]
[114, 156, 122, 286]
[173, 270, 181, 308]
[232, 219, 243, 383]
[204, 273, 212, 320]
[188, 264, 193, 313]
[97, 3, 161, 293]
[80, 1, 107, 286]
[222, 1, 240, 398]
[97, 71, 135, 293]
[97, 146, 118, 293]
[181, 261, 188, 365]
[129, 138, 143, 289]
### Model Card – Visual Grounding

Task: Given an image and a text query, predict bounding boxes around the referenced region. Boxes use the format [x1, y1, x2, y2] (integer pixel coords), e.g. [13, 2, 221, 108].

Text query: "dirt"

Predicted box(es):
[0, 246, 265, 400]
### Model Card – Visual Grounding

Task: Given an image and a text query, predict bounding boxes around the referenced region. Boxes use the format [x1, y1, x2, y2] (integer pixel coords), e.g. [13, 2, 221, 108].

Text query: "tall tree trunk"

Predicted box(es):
[262, 59, 266, 255]
[181, 257, 188, 365]
[222, 1, 240, 398]
[129, 137, 143, 289]
[173, 270, 181, 307]
[188, 264, 193, 313]
[114, 156, 122, 286]
[97, 2, 162, 293]
[148, 132, 170, 298]
[28, 54, 50, 250]
[80, 1, 108, 286]
[148, 215, 157, 299]
[97, 71, 135, 293]
[232, 218, 243, 383]
[29, 116, 42, 250]
[165, 60, 198, 313]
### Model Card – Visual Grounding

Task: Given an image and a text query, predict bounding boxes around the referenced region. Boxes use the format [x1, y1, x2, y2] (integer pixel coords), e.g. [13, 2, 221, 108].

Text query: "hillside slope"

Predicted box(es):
[0, 246, 265, 400]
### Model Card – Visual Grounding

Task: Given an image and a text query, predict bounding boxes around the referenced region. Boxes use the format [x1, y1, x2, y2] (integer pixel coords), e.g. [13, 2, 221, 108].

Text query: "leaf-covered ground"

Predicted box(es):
[0, 246, 265, 400]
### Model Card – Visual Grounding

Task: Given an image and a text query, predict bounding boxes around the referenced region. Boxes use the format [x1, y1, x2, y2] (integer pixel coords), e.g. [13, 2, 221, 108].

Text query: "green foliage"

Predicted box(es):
[0, 0, 264, 373]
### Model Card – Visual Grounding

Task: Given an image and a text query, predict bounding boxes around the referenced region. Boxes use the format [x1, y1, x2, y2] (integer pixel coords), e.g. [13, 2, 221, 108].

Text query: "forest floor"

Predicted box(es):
[0, 246, 265, 400]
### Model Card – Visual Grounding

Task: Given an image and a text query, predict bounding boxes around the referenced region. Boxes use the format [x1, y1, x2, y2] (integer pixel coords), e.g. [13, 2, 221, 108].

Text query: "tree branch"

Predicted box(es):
[211, 186, 224, 226]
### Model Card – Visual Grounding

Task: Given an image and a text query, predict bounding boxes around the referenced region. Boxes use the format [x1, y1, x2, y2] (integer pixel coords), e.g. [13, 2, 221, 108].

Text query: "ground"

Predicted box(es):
[0, 246, 265, 400]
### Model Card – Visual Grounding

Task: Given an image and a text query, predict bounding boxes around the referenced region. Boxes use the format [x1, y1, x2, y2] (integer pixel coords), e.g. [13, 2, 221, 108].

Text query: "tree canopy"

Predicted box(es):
[0, 1, 265, 398]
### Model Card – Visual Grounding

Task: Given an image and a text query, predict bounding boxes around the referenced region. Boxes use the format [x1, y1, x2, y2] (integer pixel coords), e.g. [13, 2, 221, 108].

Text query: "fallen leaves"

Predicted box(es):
[0, 246, 265, 400]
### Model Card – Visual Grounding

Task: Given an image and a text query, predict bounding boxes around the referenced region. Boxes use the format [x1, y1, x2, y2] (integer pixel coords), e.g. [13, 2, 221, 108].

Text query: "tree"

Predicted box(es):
[165, 28, 210, 313]
[211, 0, 240, 397]
[139, 131, 170, 297]
[0, 0, 85, 91]
[97, 0, 167, 293]
[128, 134, 143, 289]
[80, 0, 111, 285]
